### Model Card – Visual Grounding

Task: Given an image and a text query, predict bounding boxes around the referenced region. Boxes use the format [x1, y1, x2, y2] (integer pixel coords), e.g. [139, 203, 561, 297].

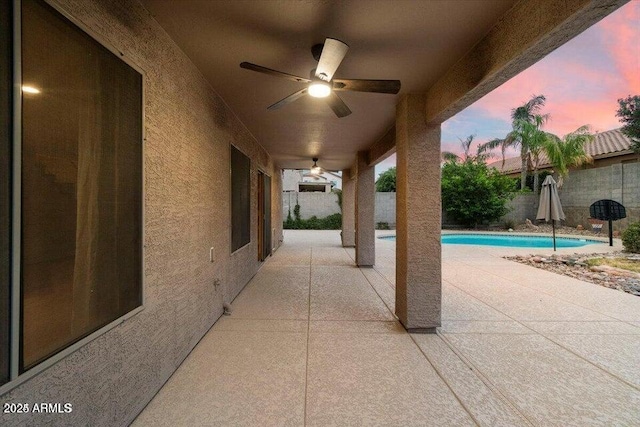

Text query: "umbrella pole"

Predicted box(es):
[549, 187, 556, 251]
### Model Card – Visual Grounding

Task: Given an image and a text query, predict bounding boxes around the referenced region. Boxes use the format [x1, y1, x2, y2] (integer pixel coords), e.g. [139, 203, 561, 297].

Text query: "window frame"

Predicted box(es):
[230, 144, 252, 254]
[0, 0, 12, 389]
[0, 0, 146, 395]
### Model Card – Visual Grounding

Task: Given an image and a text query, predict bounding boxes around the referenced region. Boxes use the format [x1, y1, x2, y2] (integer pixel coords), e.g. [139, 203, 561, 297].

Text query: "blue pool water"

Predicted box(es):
[379, 234, 600, 248]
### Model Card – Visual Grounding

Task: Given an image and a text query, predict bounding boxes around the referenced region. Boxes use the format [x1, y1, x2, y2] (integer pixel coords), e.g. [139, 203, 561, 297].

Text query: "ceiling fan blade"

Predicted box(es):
[315, 38, 349, 82]
[332, 79, 401, 94]
[267, 89, 308, 111]
[240, 62, 311, 83]
[325, 92, 352, 118]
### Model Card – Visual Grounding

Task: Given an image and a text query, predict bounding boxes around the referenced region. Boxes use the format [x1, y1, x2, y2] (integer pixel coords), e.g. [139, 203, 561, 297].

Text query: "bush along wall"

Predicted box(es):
[622, 221, 640, 253]
[284, 212, 342, 230]
[284, 203, 342, 229]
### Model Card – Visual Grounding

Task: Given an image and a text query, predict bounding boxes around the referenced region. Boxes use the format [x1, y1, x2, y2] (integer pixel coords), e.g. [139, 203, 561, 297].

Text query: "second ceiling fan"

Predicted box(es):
[240, 38, 401, 118]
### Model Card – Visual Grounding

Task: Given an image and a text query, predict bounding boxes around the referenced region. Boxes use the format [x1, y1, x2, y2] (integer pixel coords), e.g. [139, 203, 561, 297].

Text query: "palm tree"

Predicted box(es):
[479, 94, 547, 190]
[517, 115, 551, 193]
[544, 125, 594, 187]
[442, 135, 488, 163]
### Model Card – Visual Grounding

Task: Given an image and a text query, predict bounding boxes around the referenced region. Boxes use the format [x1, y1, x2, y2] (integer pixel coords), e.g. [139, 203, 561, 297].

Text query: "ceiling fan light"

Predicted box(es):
[310, 158, 322, 175]
[22, 85, 41, 94]
[308, 82, 331, 98]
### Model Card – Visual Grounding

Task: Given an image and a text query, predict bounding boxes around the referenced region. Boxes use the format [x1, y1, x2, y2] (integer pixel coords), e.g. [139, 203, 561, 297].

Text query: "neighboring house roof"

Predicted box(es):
[302, 173, 327, 180]
[324, 171, 342, 180]
[488, 128, 634, 174]
[302, 170, 342, 181]
[587, 128, 631, 157]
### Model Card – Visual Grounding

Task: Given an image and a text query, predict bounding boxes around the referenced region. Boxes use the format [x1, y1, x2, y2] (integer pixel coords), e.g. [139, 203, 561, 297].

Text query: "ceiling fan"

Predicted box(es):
[240, 38, 401, 118]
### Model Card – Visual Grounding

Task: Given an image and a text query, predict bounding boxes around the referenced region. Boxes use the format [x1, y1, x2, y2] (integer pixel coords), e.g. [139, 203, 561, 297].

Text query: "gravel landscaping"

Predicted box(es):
[506, 252, 640, 296]
[450, 223, 640, 296]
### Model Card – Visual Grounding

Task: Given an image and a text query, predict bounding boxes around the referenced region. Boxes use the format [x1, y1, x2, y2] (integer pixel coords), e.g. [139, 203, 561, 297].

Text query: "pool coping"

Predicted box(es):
[378, 230, 614, 245]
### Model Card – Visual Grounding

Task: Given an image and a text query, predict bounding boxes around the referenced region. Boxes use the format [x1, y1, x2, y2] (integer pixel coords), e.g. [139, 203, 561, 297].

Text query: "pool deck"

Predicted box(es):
[134, 230, 639, 426]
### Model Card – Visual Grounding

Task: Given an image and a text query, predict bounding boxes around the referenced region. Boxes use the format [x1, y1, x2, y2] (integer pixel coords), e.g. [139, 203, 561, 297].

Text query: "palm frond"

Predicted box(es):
[441, 151, 460, 162]
[458, 135, 475, 160]
[543, 124, 593, 179]
[511, 94, 546, 122]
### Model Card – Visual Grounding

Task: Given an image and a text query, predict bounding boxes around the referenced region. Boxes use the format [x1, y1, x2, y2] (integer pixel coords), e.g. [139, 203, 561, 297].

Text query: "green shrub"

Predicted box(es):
[292, 203, 302, 228]
[306, 216, 320, 229]
[321, 213, 342, 229]
[441, 159, 515, 228]
[376, 222, 390, 230]
[375, 167, 396, 192]
[622, 221, 640, 253]
[283, 213, 342, 230]
[504, 219, 515, 230]
[284, 209, 294, 229]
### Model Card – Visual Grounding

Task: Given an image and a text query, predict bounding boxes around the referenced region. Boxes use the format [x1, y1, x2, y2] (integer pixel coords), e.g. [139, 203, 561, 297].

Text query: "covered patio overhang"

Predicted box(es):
[2, 1, 637, 425]
[142, 0, 629, 332]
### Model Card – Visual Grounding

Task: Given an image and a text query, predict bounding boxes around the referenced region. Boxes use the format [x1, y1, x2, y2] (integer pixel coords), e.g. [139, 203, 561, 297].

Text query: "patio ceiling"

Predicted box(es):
[141, 0, 517, 171]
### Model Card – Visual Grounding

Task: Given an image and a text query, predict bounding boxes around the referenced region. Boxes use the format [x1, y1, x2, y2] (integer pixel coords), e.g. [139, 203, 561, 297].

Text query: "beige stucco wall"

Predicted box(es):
[0, 0, 282, 425]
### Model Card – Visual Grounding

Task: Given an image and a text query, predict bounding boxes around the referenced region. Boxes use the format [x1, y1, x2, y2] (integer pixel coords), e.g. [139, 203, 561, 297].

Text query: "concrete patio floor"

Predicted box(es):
[133, 230, 640, 426]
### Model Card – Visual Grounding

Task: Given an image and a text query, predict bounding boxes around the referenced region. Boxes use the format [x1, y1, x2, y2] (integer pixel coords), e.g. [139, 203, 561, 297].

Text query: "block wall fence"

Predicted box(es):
[285, 162, 639, 232]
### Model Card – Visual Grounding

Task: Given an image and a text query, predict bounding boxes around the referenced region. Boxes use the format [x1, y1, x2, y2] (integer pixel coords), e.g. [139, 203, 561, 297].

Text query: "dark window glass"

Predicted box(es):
[262, 174, 271, 259]
[20, 0, 143, 371]
[1, 0, 12, 386]
[231, 146, 250, 252]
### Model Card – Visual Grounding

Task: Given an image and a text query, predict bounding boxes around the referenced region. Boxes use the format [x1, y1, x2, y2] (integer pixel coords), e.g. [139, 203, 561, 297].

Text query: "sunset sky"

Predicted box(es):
[375, 0, 640, 176]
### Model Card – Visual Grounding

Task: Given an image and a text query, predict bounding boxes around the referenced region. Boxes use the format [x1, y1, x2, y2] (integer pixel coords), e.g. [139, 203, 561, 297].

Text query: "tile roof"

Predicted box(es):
[487, 128, 634, 174]
[586, 128, 632, 157]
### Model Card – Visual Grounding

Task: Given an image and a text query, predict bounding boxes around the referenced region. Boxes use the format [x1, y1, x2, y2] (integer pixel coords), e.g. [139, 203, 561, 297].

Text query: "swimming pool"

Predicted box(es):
[379, 234, 601, 248]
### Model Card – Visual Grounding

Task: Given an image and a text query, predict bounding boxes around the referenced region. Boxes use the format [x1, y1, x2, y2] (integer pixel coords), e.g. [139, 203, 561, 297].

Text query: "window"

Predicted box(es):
[0, 0, 11, 387]
[17, 0, 143, 372]
[231, 146, 250, 252]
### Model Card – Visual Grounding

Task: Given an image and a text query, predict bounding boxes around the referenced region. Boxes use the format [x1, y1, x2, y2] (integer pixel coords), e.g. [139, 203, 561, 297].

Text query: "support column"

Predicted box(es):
[396, 94, 441, 332]
[355, 151, 375, 266]
[341, 168, 356, 247]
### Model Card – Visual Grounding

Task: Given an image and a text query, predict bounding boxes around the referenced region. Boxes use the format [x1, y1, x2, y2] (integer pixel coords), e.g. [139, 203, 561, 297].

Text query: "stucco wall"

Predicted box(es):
[0, 0, 282, 426]
[282, 169, 302, 192]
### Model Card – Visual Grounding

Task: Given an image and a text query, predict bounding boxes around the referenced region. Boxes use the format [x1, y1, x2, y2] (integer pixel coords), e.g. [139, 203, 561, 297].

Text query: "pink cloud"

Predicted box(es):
[463, 1, 639, 138]
[386, 2, 639, 170]
[599, 2, 640, 93]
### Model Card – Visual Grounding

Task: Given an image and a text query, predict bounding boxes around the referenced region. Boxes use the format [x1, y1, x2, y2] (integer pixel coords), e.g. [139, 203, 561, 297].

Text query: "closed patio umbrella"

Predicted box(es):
[536, 175, 565, 251]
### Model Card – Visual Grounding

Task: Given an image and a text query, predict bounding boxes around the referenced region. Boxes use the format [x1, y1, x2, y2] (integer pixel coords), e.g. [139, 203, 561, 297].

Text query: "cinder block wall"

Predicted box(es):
[560, 162, 639, 232]
[281, 191, 397, 227]
[443, 163, 639, 231]
[0, 0, 282, 425]
[282, 191, 341, 219]
[375, 192, 397, 227]
[502, 193, 539, 226]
